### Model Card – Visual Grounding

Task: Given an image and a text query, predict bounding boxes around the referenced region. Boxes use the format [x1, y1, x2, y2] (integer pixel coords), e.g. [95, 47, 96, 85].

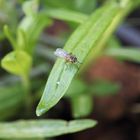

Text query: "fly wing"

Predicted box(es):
[54, 48, 68, 58]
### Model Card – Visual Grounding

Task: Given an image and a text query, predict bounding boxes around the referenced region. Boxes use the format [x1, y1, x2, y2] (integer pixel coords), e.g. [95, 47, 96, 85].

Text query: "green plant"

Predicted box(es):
[0, 0, 140, 139]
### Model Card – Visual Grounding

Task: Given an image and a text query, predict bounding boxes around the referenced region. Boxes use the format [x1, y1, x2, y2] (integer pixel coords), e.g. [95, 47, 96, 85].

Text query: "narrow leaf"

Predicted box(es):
[17, 27, 27, 50]
[0, 85, 24, 120]
[90, 80, 121, 96]
[3, 25, 17, 49]
[75, 0, 97, 14]
[0, 119, 97, 138]
[71, 95, 93, 118]
[44, 8, 88, 23]
[36, 3, 122, 116]
[43, 0, 75, 10]
[19, 14, 52, 53]
[105, 47, 140, 63]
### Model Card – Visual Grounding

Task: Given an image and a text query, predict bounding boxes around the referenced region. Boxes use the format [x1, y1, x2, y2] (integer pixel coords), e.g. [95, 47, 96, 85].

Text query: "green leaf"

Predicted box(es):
[22, 0, 39, 16]
[108, 35, 121, 48]
[71, 95, 93, 118]
[0, 31, 5, 41]
[43, 0, 75, 10]
[43, 0, 96, 14]
[44, 8, 88, 23]
[0, 119, 97, 138]
[66, 79, 120, 97]
[90, 79, 121, 96]
[36, 3, 124, 116]
[0, 0, 18, 33]
[3, 25, 17, 49]
[1, 50, 32, 76]
[65, 78, 88, 97]
[19, 14, 52, 53]
[74, 0, 97, 14]
[105, 47, 140, 63]
[0, 85, 24, 120]
[17, 27, 27, 50]
[8, 138, 45, 140]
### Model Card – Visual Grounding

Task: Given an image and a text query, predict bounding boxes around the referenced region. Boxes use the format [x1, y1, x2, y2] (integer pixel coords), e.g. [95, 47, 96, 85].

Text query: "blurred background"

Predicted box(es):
[0, 0, 140, 140]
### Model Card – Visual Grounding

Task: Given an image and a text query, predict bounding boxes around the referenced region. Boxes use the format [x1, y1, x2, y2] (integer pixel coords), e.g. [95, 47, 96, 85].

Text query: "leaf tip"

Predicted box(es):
[91, 120, 98, 127]
[36, 105, 47, 116]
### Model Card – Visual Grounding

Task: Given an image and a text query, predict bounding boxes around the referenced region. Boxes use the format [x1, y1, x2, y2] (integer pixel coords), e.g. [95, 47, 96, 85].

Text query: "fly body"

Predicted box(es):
[54, 48, 79, 64]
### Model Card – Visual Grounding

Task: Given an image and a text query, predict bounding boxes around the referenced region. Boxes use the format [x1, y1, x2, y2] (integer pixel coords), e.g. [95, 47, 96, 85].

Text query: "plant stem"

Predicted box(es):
[21, 74, 32, 117]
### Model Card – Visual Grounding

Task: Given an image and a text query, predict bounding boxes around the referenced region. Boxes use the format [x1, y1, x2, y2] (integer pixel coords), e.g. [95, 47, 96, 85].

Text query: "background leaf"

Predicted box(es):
[1, 50, 32, 76]
[71, 94, 93, 118]
[19, 14, 52, 54]
[22, 0, 39, 16]
[66, 79, 88, 97]
[0, 84, 23, 120]
[105, 47, 140, 63]
[3, 25, 17, 49]
[43, 0, 96, 14]
[0, 119, 97, 138]
[44, 8, 88, 24]
[90, 79, 121, 96]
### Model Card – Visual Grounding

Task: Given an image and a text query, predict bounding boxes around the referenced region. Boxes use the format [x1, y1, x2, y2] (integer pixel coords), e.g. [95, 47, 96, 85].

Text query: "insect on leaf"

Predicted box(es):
[36, 2, 133, 116]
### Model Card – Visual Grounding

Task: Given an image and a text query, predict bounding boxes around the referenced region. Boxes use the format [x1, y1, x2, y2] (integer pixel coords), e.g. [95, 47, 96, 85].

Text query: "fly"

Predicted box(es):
[54, 48, 81, 64]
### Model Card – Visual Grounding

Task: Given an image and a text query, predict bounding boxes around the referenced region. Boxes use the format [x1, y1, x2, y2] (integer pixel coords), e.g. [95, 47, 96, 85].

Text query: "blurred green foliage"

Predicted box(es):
[42, 0, 97, 14]
[0, 0, 140, 139]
